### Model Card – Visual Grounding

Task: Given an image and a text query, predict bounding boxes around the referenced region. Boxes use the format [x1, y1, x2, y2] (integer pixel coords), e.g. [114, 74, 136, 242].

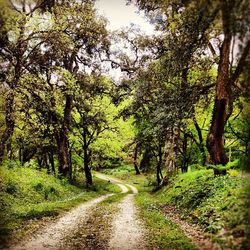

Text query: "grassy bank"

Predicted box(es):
[0, 163, 119, 246]
[136, 192, 197, 250]
[140, 170, 249, 249]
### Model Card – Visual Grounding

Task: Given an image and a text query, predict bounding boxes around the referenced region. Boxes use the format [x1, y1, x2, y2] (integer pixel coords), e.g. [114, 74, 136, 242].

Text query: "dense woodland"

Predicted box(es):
[0, 0, 249, 184]
[0, 0, 250, 249]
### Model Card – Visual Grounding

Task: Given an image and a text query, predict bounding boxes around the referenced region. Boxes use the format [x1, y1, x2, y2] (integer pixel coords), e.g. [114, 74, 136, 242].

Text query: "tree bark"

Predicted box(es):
[181, 133, 188, 173]
[193, 117, 206, 166]
[83, 129, 93, 186]
[133, 143, 140, 175]
[160, 128, 178, 186]
[48, 146, 55, 175]
[156, 145, 163, 186]
[56, 129, 71, 177]
[0, 91, 15, 163]
[55, 95, 72, 177]
[206, 1, 232, 172]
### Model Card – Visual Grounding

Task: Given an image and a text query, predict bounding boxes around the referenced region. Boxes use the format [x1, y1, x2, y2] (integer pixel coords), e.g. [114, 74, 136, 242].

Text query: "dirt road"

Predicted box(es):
[8, 174, 147, 250]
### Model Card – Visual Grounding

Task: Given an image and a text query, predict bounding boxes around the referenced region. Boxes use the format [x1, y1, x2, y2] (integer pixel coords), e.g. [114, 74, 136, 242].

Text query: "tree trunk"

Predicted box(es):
[48, 147, 55, 175]
[193, 117, 206, 166]
[37, 156, 43, 169]
[83, 146, 92, 186]
[133, 143, 140, 175]
[206, 2, 232, 174]
[55, 95, 72, 178]
[55, 130, 71, 177]
[139, 147, 152, 172]
[160, 129, 178, 186]
[23, 147, 37, 163]
[181, 133, 188, 173]
[83, 129, 92, 186]
[0, 91, 15, 163]
[156, 145, 163, 186]
[44, 154, 50, 174]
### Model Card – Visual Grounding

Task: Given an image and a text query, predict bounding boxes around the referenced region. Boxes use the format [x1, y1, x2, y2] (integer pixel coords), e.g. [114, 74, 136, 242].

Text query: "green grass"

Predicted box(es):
[136, 192, 197, 250]
[153, 170, 249, 248]
[0, 163, 120, 245]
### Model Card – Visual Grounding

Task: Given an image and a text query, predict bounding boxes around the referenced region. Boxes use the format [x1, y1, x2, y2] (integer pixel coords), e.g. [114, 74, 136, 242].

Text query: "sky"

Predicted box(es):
[95, 0, 155, 34]
[94, 0, 156, 81]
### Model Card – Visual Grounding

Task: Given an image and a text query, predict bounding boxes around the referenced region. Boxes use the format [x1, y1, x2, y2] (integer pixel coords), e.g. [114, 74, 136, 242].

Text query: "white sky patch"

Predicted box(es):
[95, 0, 155, 34]
[95, 0, 156, 82]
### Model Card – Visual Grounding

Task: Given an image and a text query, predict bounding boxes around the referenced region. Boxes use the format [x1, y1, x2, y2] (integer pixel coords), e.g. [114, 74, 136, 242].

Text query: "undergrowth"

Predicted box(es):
[111, 166, 249, 249]
[154, 170, 249, 248]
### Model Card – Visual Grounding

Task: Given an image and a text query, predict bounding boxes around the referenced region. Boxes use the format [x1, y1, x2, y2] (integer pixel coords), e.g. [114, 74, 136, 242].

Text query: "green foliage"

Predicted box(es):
[207, 159, 240, 172]
[155, 170, 249, 247]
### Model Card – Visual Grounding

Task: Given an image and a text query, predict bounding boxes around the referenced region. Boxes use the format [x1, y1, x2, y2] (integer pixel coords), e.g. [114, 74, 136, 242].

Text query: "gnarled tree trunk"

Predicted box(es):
[206, 2, 232, 173]
[160, 128, 178, 186]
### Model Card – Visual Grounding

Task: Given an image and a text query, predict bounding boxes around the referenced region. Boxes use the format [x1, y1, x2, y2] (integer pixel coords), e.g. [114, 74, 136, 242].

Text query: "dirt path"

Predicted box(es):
[108, 194, 147, 250]
[9, 194, 113, 250]
[95, 172, 148, 249]
[8, 174, 147, 250]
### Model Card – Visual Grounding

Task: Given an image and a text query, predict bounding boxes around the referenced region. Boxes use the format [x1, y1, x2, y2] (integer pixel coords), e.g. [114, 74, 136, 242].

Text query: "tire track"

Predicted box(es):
[9, 194, 113, 250]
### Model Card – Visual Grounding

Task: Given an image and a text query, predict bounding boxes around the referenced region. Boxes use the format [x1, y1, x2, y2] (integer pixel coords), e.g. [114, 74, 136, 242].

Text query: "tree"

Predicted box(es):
[131, 0, 250, 173]
[0, 2, 27, 162]
[206, 1, 250, 171]
[7, 0, 110, 177]
[72, 75, 115, 186]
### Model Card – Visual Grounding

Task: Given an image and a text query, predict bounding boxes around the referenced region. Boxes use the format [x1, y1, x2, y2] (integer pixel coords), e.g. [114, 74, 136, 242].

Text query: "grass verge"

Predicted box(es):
[153, 170, 249, 249]
[135, 192, 197, 250]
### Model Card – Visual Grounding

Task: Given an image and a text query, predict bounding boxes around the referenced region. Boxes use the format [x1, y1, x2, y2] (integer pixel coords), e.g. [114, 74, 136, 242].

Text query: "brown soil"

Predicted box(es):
[162, 206, 223, 250]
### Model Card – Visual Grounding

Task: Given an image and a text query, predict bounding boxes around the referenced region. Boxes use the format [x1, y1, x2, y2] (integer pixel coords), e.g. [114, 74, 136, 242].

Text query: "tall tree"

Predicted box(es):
[131, 0, 250, 171]
[206, 1, 250, 169]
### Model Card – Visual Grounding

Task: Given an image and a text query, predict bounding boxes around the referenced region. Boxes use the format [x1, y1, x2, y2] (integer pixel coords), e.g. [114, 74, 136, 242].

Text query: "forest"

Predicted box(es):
[0, 0, 249, 249]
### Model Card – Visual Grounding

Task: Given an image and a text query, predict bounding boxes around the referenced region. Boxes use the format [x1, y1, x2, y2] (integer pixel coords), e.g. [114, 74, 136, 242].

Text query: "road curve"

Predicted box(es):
[94, 172, 138, 194]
